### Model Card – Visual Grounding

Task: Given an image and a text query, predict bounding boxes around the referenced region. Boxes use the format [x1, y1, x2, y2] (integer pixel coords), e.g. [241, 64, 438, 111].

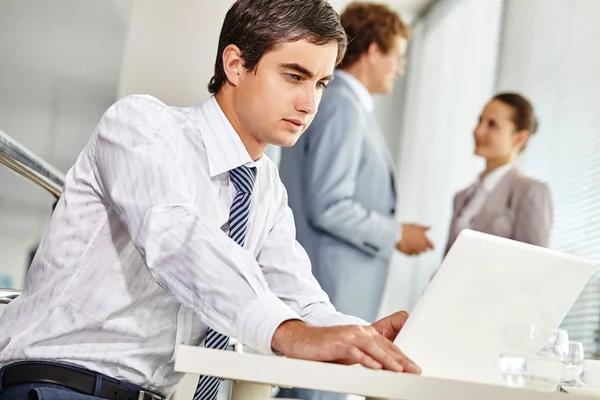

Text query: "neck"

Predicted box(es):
[215, 89, 267, 161]
[341, 62, 375, 94]
[483, 158, 513, 177]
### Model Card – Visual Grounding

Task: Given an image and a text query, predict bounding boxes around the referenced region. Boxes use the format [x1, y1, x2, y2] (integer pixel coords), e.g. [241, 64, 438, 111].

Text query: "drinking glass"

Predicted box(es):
[499, 324, 568, 391]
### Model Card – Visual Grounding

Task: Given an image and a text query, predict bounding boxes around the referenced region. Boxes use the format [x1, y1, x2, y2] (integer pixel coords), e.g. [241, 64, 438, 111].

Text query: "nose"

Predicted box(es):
[474, 123, 486, 138]
[297, 85, 318, 115]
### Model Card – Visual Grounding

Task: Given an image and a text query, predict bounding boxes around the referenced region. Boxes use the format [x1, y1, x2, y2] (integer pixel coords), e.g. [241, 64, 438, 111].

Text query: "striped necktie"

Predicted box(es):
[194, 165, 257, 400]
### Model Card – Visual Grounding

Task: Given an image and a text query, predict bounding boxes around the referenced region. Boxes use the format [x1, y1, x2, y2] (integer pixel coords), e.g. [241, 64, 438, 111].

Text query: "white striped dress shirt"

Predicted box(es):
[0, 95, 367, 397]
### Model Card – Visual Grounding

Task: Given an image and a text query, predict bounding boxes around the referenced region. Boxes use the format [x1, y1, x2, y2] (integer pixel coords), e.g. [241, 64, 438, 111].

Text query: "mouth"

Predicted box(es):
[283, 118, 304, 132]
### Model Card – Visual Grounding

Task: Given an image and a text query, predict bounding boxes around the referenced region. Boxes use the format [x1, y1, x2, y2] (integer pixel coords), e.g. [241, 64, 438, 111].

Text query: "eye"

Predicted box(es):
[287, 74, 301, 82]
[317, 81, 329, 89]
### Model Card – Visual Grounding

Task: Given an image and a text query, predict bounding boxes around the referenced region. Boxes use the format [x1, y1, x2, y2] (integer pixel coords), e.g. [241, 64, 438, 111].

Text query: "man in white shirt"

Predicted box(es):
[0, 1, 419, 400]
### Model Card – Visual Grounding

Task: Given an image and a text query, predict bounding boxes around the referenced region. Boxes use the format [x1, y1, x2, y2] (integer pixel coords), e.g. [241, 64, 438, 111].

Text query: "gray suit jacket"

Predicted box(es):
[445, 168, 553, 254]
[279, 77, 397, 322]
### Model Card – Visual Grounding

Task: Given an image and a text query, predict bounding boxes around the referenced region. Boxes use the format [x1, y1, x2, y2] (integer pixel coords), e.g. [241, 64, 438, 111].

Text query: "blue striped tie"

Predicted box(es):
[194, 165, 257, 400]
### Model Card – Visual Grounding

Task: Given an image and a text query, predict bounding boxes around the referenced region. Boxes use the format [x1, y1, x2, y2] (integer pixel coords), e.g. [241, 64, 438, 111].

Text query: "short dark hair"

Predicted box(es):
[339, 2, 410, 69]
[493, 92, 538, 134]
[208, 0, 347, 95]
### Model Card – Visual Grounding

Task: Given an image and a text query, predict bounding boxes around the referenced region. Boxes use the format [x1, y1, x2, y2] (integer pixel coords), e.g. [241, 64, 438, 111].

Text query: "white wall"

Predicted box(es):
[0, 0, 131, 289]
[118, 0, 235, 105]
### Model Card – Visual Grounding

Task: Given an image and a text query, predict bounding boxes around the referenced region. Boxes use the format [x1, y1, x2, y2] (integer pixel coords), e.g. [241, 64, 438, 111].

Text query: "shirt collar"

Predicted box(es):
[334, 70, 374, 113]
[478, 163, 515, 192]
[195, 96, 259, 178]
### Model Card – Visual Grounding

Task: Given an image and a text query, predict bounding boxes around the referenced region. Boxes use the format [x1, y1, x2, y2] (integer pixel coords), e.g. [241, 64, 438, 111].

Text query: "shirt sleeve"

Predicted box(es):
[91, 95, 299, 355]
[256, 177, 369, 328]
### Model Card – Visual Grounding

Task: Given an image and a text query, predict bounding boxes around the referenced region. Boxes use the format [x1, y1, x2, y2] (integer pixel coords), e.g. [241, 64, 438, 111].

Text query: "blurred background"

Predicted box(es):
[1, 0, 599, 357]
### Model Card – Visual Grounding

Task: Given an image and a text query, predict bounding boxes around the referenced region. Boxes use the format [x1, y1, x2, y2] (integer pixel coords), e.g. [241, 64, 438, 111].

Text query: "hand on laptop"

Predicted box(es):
[397, 223, 434, 255]
[271, 319, 421, 374]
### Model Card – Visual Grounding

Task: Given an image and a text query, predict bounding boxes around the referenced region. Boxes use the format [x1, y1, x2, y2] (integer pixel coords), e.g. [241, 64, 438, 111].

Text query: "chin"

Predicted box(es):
[270, 132, 302, 148]
[475, 149, 495, 159]
[374, 83, 390, 95]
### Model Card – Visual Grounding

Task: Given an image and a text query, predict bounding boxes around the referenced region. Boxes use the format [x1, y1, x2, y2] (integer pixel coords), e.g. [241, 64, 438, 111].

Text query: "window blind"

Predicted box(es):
[496, 0, 600, 357]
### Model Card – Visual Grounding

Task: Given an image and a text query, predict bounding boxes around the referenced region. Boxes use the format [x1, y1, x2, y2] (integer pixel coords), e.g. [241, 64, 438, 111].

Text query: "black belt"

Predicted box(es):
[0, 362, 164, 400]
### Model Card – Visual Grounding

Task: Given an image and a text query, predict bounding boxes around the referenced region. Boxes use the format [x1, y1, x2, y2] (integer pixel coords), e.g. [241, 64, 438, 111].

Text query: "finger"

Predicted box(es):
[390, 311, 409, 330]
[377, 338, 421, 374]
[376, 311, 410, 341]
[402, 246, 416, 256]
[421, 237, 434, 251]
[414, 241, 427, 253]
[413, 242, 427, 254]
[424, 237, 435, 249]
[357, 336, 404, 372]
[347, 347, 383, 370]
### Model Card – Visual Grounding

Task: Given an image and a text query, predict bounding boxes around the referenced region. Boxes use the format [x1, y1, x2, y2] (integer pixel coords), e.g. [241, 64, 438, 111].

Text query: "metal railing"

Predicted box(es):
[0, 129, 66, 304]
[0, 129, 65, 197]
[0, 289, 21, 305]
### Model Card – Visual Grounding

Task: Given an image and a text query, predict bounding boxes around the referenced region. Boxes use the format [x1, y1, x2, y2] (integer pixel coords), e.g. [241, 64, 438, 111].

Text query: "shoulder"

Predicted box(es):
[97, 95, 180, 133]
[305, 87, 364, 139]
[513, 171, 550, 193]
[108, 94, 172, 116]
[511, 171, 551, 205]
[316, 80, 363, 119]
[94, 95, 186, 151]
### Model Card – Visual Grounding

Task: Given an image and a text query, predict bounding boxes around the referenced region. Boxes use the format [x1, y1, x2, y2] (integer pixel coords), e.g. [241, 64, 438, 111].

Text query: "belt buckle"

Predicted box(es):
[138, 391, 162, 400]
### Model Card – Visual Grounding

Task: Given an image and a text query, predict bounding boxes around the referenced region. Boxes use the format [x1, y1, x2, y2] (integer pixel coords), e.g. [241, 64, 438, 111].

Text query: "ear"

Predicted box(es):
[222, 44, 245, 88]
[514, 129, 530, 151]
[366, 41, 381, 62]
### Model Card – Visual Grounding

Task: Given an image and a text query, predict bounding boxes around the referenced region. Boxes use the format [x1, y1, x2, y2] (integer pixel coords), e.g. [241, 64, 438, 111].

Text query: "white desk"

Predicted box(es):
[175, 346, 587, 400]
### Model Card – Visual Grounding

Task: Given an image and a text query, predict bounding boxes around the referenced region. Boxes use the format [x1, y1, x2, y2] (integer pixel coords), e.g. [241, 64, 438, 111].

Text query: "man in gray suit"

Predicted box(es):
[281, 0, 432, 322]
[277, 6, 432, 399]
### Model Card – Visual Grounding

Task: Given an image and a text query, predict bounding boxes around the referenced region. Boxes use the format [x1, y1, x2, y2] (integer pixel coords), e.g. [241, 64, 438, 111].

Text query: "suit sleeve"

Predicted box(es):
[513, 181, 553, 247]
[304, 95, 397, 260]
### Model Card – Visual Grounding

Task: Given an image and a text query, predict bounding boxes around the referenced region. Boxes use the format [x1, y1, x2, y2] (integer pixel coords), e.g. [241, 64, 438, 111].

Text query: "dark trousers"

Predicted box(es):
[0, 382, 102, 400]
[0, 361, 161, 400]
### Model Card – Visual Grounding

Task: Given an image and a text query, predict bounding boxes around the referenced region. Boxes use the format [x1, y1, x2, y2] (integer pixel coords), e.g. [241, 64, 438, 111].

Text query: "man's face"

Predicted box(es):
[371, 35, 408, 95]
[234, 40, 338, 148]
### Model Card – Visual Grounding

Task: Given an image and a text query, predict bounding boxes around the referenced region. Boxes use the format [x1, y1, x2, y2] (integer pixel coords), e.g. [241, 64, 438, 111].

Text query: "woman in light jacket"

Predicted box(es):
[445, 92, 553, 254]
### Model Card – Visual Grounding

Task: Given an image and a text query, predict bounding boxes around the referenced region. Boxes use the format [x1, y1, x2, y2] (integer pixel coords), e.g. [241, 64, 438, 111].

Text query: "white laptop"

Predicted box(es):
[394, 229, 596, 385]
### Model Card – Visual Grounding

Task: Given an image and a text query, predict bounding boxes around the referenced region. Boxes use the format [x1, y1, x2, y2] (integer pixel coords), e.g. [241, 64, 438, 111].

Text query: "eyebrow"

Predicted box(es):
[279, 63, 334, 82]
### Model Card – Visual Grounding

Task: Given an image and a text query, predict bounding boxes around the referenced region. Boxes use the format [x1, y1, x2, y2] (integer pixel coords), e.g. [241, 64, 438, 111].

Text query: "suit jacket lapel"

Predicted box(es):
[471, 168, 519, 232]
[447, 188, 469, 248]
